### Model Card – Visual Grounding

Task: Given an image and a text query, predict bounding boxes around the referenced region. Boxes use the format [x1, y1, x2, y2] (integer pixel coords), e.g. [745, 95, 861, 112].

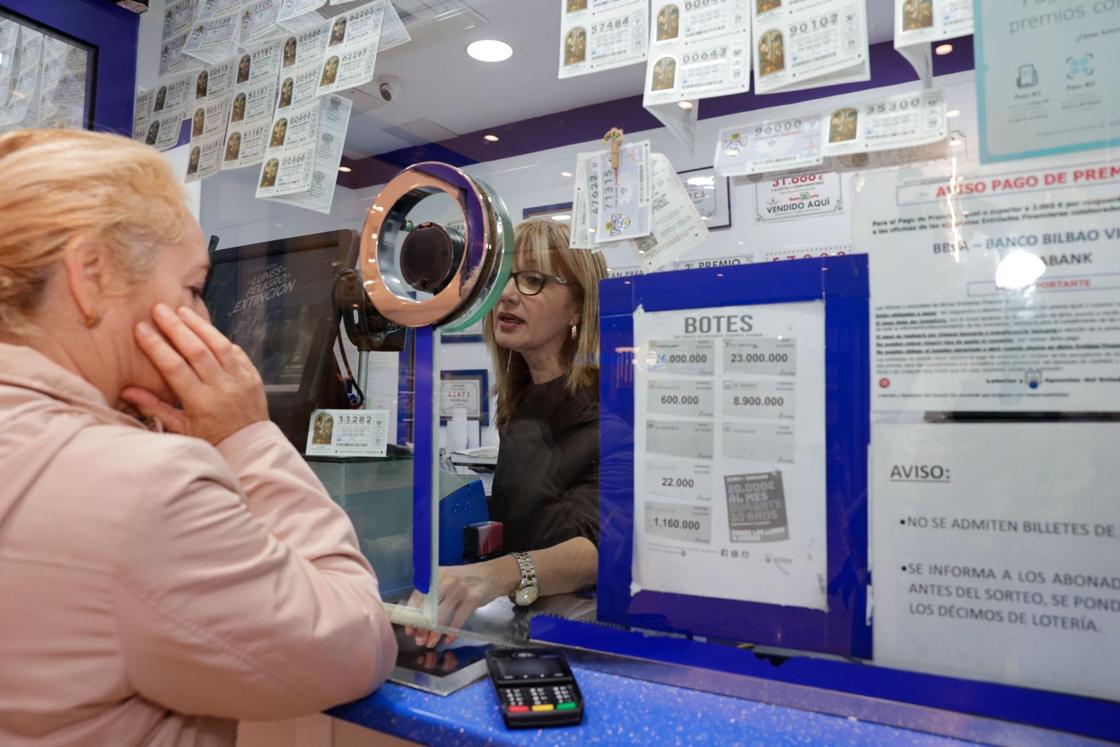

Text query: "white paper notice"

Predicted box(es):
[305, 408, 389, 458]
[240, 0, 283, 45]
[132, 89, 152, 141]
[183, 7, 241, 65]
[631, 153, 709, 272]
[632, 300, 827, 609]
[871, 422, 1120, 702]
[278, 0, 327, 25]
[317, 2, 385, 95]
[558, 0, 648, 79]
[594, 140, 652, 244]
[855, 157, 1120, 412]
[222, 41, 282, 170]
[569, 152, 598, 249]
[257, 94, 351, 213]
[752, 0, 869, 94]
[642, 0, 750, 106]
[821, 89, 947, 157]
[715, 114, 824, 176]
[755, 172, 842, 222]
[894, 0, 972, 50]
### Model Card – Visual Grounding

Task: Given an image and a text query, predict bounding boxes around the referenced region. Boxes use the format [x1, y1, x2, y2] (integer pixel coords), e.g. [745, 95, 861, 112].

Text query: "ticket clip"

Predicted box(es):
[603, 127, 624, 185]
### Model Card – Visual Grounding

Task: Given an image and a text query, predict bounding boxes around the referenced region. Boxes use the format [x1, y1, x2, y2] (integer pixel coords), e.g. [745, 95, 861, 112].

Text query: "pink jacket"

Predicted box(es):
[0, 342, 398, 746]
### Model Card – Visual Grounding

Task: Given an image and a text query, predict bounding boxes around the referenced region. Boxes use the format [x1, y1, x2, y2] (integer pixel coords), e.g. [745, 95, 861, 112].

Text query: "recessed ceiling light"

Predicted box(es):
[338, 165, 352, 173]
[467, 39, 513, 62]
[483, 134, 499, 142]
[561, 171, 573, 177]
[678, 100, 694, 110]
[946, 109, 961, 118]
[935, 43, 953, 56]
[551, 214, 571, 222]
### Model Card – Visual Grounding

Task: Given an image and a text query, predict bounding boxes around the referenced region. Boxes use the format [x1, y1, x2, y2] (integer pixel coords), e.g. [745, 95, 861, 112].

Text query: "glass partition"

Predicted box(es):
[132, 0, 1120, 740]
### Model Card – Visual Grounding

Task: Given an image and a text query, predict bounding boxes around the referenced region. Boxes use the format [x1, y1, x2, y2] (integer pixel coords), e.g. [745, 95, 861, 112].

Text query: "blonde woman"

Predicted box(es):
[407, 220, 607, 647]
[0, 129, 396, 746]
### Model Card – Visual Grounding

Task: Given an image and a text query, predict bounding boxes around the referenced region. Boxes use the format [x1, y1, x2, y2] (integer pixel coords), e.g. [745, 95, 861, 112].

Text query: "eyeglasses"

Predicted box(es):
[509, 270, 569, 297]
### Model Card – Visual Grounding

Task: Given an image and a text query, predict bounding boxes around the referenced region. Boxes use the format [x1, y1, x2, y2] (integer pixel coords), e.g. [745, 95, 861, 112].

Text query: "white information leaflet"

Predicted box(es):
[872, 422, 1120, 702]
[631, 153, 709, 272]
[755, 172, 842, 222]
[163, 0, 197, 40]
[317, 2, 385, 96]
[855, 157, 1120, 412]
[593, 140, 652, 244]
[632, 301, 827, 609]
[975, 1, 1120, 163]
[258, 94, 352, 214]
[752, 0, 869, 95]
[240, 0, 283, 45]
[893, 0, 972, 49]
[440, 379, 482, 420]
[305, 408, 388, 458]
[642, 0, 750, 107]
[185, 63, 234, 182]
[278, 0, 327, 25]
[569, 151, 597, 249]
[182, 7, 241, 65]
[316, 0, 407, 51]
[132, 89, 152, 141]
[222, 41, 282, 170]
[821, 89, 946, 157]
[714, 114, 823, 177]
[558, 0, 648, 79]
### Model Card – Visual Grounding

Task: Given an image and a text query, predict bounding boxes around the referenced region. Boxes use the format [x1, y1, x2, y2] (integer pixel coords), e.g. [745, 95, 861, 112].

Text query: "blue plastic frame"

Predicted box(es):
[596, 256, 871, 658]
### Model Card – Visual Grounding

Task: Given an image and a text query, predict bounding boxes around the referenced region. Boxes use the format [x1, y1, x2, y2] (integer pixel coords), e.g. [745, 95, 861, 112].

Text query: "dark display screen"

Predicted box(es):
[495, 655, 567, 680]
[204, 242, 347, 391]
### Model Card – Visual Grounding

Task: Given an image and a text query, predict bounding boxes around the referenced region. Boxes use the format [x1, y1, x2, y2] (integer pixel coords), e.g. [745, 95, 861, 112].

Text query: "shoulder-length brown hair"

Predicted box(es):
[483, 220, 607, 427]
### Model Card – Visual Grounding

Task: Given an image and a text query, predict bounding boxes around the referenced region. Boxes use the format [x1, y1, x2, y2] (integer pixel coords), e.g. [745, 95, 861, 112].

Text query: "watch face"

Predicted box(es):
[515, 585, 539, 606]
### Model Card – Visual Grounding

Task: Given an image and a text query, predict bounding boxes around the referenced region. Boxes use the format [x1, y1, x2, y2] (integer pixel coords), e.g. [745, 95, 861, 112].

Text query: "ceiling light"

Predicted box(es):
[551, 214, 571, 222]
[687, 176, 714, 187]
[338, 165, 352, 173]
[678, 100, 694, 110]
[561, 171, 573, 177]
[946, 109, 960, 118]
[467, 39, 513, 62]
[483, 134, 499, 142]
[935, 43, 953, 56]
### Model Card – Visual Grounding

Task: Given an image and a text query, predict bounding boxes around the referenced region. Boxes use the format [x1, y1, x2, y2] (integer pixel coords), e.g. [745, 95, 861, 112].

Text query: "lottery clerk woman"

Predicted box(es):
[407, 220, 608, 646]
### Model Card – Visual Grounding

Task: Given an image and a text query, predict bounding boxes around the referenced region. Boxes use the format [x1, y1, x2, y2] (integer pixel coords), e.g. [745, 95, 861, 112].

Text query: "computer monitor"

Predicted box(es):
[203, 229, 358, 450]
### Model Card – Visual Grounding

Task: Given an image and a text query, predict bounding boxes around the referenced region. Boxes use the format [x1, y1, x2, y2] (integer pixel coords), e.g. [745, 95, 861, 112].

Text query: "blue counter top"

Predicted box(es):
[329, 664, 978, 746]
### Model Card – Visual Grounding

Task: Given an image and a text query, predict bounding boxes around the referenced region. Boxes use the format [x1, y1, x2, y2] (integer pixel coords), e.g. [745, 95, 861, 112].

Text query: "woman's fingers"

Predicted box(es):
[134, 320, 203, 400]
[150, 304, 223, 382]
[177, 306, 240, 370]
[120, 387, 189, 433]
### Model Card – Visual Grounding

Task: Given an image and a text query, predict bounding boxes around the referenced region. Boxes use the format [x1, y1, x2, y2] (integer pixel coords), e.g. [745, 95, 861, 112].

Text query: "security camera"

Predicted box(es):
[377, 76, 401, 103]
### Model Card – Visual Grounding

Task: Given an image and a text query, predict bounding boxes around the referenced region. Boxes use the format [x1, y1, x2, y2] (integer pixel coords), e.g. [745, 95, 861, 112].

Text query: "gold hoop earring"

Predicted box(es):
[570, 324, 578, 341]
[81, 311, 102, 329]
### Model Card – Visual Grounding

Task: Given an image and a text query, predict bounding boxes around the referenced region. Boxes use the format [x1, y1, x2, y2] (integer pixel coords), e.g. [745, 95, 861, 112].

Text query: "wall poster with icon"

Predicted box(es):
[974, 0, 1120, 163]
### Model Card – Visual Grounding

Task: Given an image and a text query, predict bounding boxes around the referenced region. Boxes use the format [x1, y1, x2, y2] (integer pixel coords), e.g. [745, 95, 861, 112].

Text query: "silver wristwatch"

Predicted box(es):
[509, 552, 539, 607]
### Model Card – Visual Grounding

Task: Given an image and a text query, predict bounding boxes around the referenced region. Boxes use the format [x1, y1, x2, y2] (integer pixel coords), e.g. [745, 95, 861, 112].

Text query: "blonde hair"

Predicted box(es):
[483, 220, 607, 426]
[0, 129, 193, 338]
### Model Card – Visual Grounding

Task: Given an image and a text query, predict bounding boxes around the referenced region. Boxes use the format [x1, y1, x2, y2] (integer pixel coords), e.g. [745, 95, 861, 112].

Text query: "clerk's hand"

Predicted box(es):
[404, 558, 518, 648]
[121, 303, 269, 445]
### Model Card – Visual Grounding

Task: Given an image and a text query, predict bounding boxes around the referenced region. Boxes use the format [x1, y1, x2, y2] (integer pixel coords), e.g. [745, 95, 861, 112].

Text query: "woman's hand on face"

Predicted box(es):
[403, 560, 514, 648]
[121, 303, 268, 445]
